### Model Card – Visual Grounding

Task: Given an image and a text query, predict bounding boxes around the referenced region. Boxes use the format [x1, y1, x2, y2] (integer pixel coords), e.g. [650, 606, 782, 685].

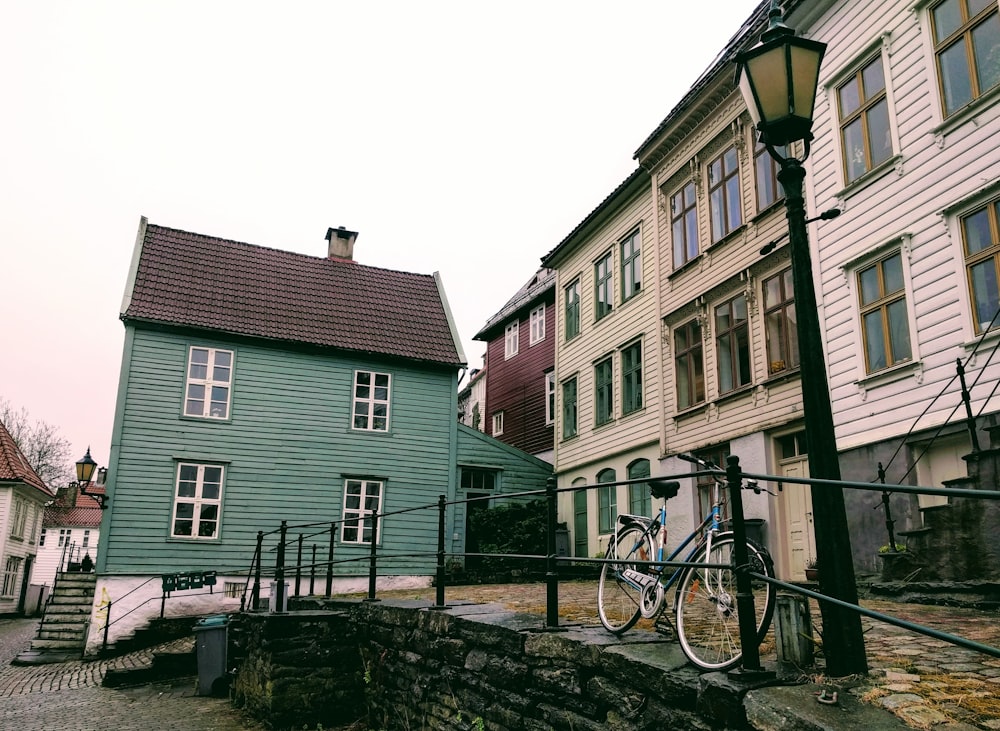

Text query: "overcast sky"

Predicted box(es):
[1, 0, 759, 480]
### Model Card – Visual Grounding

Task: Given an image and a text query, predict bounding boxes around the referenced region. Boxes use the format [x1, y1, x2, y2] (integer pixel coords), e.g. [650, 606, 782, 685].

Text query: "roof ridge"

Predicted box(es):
[0, 420, 52, 496]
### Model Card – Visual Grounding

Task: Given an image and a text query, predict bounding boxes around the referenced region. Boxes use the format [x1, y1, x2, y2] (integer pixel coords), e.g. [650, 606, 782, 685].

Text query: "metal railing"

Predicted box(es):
[233, 458, 1000, 674]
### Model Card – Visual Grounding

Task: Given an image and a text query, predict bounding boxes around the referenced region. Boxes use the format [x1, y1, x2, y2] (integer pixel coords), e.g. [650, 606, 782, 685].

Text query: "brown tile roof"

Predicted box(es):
[44, 499, 103, 529]
[0, 420, 52, 497]
[123, 223, 465, 368]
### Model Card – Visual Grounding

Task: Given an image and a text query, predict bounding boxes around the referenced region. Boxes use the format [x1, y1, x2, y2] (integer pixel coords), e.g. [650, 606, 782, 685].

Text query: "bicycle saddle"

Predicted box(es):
[649, 479, 680, 500]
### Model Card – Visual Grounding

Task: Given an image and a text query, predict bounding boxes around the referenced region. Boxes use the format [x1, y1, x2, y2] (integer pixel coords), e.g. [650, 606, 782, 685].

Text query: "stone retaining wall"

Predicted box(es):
[228, 599, 742, 730]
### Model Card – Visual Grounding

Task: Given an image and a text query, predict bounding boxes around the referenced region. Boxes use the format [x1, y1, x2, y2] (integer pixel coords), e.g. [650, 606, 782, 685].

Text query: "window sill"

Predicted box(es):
[708, 224, 748, 251]
[560, 433, 580, 444]
[749, 200, 786, 224]
[714, 384, 755, 407]
[668, 253, 704, 281]
[931, 84, 1000, 144]
[673, 403, 708, 421]
[179, 413, 233, 425]
[834, 154, 902, 202]
[763, 366, 801, 387]
[854, 359, 922, 396]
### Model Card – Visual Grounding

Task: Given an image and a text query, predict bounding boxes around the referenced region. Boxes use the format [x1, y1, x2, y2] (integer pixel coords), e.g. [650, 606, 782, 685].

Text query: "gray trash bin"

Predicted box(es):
[194, 614, 229, 696]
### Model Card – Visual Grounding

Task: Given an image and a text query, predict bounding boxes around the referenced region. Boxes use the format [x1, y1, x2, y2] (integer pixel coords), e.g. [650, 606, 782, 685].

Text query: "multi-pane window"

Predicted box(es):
[671, 182, 699, 268]
[573, 482, 588, 557]
[564, 279, 581, 339]
[621, 341, 643, 415]
[562, 377, 578, 439]
[838, 56, 892, 183]
[9, 497, 26, 539]
[674, 320, 705, 409]
[858, 252, 912, 372]
[931, 0, 1000, 117]
[716, 294, 752, 393]
[2, 556, 22, 598]
[82, 530, 91, 548]
[594, 357, 614, 426]
[709, 146, 742, 241]
[597, 468, 617, 534]
[492, 411, 504, 436]
[595, 252, 613, 320]
[620, 230, 642, 301]
[962, 198, 1000, 333]
[628, 459, 651, 515]
[763, 268, 799, 375]
[58, 529, 70, 547]
[754, 139, 784, 210]
[530, 305, 546, 344]
[461, 468, 497, 491]
[352, 371, 390, 431]
[184, 347, 233, 419]
[342, 479, 383, 544]
[504, 322, 519, 358]
[545, 372, 556, 425]
[696, 446, 730, 524]
[172, 463, 223, 539]
[39, 528, 47, 547]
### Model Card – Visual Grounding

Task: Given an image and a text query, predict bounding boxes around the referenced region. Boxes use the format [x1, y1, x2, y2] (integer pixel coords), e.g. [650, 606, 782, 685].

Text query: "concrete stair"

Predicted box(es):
[13, 572, 96, 664]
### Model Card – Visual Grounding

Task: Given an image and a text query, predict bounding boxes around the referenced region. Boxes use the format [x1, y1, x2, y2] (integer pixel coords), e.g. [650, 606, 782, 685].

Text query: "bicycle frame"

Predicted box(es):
[613, 468, 727, 607]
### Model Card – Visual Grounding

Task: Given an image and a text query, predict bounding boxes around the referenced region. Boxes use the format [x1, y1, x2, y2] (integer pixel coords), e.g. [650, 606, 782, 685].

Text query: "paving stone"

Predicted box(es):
[879, 693, 926, 710]
[897, 705, 952, 727]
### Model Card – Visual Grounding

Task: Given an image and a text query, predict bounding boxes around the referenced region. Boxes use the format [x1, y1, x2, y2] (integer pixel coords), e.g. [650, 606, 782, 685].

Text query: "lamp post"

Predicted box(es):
[736, 1, 867, 676]
[75, 448, 108, 510]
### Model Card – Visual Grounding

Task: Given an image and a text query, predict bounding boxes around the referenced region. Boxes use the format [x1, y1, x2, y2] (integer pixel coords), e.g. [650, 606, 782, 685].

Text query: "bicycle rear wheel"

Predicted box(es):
[598, 525, 655, 634]
[674, 536, 775, 671]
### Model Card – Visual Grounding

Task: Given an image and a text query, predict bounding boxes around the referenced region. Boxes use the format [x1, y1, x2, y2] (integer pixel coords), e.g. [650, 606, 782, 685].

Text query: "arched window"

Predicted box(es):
[597, 468, 617, 534]
[627, 459, 651, 515]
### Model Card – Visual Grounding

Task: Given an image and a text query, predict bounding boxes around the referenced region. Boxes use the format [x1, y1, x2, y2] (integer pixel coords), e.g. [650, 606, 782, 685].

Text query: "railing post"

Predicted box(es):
[325, 522, 336, 597]
[876, 462, 898, 551]
[275, 521, 287, 613]
[251, 531, 263, 611]
[726, 455, 771, 678]
[102, 599, 112, 651]
[309, 544, 317, 596]
[957, 358, 982, 452]
[365, 510, 380, 602]
[435, 495, 447, 608]
[295, 534, 304, 598]
[545, 475, 559, 628]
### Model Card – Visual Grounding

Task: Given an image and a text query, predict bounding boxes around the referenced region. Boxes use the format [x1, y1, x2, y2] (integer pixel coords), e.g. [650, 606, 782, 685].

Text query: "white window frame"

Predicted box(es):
[840, 234, 921, 391]
[9, 497, 26, 539]
[82, 530, 91, 548]
[492, 411, 504, 436]
[823, 38, 901, 197]
[530, 305, 546, 345]
[342, 478, 383, 544]
[505, 322, 519, 358]
[352, 371, 391, 432]
[58, 529, 70, 547]
[1, 556, 23, 598]
[183, 346, 234, 419]
[171, 462, 224, 540]
[545, 372, 556, 425]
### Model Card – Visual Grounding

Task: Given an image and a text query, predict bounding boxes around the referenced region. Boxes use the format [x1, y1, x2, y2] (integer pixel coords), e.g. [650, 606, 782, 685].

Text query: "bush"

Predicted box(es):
[466, 499, 547, 580]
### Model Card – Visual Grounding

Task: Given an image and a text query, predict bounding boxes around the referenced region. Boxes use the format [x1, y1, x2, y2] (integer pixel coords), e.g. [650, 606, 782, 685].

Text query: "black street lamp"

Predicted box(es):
[75, 447, 108, 510]
[736, 1, 868, 675]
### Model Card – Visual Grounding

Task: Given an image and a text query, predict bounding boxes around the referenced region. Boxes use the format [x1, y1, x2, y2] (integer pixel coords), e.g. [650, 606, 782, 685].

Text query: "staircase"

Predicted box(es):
[13, 572, 96, 665]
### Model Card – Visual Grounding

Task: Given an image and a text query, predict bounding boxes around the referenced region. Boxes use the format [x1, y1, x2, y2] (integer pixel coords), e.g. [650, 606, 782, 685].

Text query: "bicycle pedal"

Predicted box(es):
[654, 616, 675, 638]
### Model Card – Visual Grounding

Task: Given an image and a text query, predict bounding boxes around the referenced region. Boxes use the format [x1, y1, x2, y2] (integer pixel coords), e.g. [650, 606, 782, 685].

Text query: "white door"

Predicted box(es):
[776, 432, 815, 581]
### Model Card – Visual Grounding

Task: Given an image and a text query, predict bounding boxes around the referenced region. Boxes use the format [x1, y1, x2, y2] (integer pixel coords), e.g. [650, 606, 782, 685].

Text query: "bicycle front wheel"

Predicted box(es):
[598, 525, 655, 634]
[674, 536, 776, 671]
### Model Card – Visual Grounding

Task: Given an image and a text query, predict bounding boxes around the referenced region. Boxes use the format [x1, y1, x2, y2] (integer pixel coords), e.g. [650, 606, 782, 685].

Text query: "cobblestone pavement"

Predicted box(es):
[3, 581, 998, 730]
[0, 617, 266, 731]
[371, 581, 1000, 730]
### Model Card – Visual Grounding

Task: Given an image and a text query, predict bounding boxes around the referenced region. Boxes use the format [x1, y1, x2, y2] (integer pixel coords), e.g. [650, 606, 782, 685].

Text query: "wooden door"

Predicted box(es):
[776, 431, 815, 581]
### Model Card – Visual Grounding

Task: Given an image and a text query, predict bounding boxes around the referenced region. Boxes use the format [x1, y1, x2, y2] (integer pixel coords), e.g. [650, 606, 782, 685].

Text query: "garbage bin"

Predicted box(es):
[194, 614, 229, 696]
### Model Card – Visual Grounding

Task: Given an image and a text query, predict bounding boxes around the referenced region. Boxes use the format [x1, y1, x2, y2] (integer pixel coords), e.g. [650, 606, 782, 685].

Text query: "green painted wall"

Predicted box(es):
[100, 326, 458, 577]
[452, 424, 553, 556]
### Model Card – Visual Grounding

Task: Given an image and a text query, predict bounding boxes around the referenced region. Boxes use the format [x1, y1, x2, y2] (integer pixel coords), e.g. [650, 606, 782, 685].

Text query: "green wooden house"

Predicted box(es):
[88, 218, 551, 653]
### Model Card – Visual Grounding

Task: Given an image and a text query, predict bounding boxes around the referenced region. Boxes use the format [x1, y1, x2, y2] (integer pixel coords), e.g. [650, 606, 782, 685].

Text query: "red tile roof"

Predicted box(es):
[43, 491, 103, 528]
[123, 223, 465, 368]
[0, 420, 52, 497]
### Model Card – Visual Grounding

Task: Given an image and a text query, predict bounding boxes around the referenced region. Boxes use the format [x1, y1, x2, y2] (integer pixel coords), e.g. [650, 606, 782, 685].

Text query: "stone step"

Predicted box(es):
[103, 648, 196, 688]
[38, 627, 87, 641]
[41, 610, 91, 623]
[44, 604, 92, 615]
[29, 637, 88, 650]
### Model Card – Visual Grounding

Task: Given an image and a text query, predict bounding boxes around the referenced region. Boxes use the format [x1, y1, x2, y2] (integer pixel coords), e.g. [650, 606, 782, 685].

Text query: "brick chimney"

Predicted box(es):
[326, 227, 358, 261]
